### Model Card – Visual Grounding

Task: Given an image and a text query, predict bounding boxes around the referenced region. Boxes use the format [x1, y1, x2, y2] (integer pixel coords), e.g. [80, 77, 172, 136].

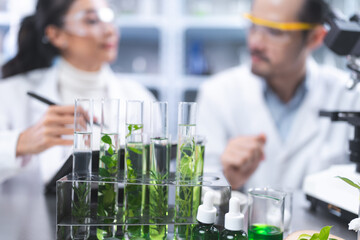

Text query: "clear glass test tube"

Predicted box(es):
[71, 98, 93, 240]
[73, 98, 93, 177]
[175, 102, 197, 240]
[124, 100, 147, 239]
[149, 101, 171, 239]
[97, 99, 121, 239]
[126, 100, 144, 136]
[99, 98, 121, 179]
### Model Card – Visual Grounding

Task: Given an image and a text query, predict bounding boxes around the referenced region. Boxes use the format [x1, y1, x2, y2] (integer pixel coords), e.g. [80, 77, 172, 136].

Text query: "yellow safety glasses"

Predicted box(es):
[244, 13, 317, 31]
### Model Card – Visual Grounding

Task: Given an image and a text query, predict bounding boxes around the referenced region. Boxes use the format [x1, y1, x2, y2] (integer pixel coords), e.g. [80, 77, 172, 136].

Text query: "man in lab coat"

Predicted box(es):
[197, 0, 360, 190]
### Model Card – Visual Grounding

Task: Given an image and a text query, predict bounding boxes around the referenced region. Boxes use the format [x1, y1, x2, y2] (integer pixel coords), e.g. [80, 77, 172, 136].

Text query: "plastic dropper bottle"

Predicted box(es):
[220, 197, 248, 240]
[191, 191, 220, 240]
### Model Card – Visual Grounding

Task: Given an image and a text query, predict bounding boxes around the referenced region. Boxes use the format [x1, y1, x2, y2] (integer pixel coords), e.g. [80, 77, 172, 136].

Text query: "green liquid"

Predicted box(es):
[248, 224, 283, 240]
[149, 139, 170, 240]
[124, 142, 147, 239]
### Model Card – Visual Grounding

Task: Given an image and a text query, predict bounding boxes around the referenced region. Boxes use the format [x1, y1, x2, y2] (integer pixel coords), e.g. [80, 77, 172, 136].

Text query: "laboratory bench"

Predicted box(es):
[0, 188, 356, 240]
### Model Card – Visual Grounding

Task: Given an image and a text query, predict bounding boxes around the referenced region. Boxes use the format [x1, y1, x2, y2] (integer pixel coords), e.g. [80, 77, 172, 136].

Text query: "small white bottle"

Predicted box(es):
[220, 197, 248, 240]
[191, 191, 220, 240]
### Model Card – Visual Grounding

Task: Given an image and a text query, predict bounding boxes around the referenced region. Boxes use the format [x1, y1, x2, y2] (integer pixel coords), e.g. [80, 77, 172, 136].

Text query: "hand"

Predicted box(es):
[16, 105, 75, 157]
[221, 134, 266, 189]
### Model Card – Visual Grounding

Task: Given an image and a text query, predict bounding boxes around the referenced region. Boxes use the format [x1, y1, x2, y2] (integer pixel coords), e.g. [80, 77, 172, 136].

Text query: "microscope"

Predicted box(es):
[303, 11, 360, 221]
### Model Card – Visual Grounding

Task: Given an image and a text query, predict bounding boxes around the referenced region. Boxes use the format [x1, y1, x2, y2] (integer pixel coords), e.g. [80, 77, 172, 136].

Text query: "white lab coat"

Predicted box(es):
[197, 59, 360, 190]
[0, 64, 155, 190]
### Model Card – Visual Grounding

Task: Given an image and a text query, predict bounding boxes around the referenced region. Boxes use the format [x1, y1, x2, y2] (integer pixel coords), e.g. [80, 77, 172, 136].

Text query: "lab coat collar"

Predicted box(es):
[280, 58, 322, 159]
[249, 58, 322, 162]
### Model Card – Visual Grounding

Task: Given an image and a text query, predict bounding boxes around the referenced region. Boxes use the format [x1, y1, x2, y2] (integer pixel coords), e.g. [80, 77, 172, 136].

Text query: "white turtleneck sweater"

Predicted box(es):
[58, 58, 109, 104]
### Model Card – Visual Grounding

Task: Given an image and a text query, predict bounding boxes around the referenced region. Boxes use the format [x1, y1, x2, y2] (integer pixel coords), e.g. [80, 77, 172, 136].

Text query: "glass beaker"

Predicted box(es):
[248, 188, 286, 240]
[271, 186, 293, 237]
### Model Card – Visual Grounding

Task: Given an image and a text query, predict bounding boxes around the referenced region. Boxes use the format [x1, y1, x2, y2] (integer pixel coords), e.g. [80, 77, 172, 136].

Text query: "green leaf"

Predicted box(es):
[101, 135, 112, 145]
[108, 167, 118, 174]
[103, 188, 115, 206]
[107, 161, 115, 169]
[128, 146, 143, 154]
[336, 176, 360, 190]
[99, 168, 110, 177]
[298, 234, 312, 240]
[318, 226, 332, 240]
[101, 155, 112, 166]
[127, 159, 133, 168]
[126, 124, 143, 138]
[97, 203, 106, 216]
[133, 124, 143, 130]
[309, 233, 319, 240]
[97, 228, 107, 240]
[108, 146, 114, 155]
[298, 226, 332, 240]
[111, 154, 118, 162]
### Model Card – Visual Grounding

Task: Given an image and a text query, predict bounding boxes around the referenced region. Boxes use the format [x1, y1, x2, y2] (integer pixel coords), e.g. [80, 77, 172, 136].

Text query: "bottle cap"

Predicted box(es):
[224, 197, 244, 231]
[197, 191, 217, 224]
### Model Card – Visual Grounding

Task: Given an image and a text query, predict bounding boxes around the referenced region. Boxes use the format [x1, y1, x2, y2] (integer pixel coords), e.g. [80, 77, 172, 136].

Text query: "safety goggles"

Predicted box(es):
[244, 13, 317, 31]
[64, 7, 116, 37]
[244, 13, 318, 43]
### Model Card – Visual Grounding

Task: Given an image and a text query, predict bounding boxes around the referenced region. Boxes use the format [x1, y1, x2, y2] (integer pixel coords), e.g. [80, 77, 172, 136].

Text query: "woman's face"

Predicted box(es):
[60, 0, 119, 69]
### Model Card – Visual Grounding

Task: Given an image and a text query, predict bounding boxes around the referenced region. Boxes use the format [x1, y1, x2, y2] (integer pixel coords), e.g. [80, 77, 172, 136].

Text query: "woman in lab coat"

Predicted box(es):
[0, 0, 154, 189]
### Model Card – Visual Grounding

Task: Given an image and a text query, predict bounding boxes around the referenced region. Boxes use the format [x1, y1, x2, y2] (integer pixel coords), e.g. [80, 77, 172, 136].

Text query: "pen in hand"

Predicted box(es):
[27, 91, 101, 127]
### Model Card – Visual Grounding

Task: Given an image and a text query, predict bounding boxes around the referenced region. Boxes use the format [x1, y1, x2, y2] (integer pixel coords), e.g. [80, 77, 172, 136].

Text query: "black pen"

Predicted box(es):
[27, 91, 57, 105]
[27, 91, 101, 127]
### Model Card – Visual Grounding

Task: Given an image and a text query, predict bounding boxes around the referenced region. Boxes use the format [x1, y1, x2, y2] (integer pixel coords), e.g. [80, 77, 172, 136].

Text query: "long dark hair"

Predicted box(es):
[2, 0, 74, 78]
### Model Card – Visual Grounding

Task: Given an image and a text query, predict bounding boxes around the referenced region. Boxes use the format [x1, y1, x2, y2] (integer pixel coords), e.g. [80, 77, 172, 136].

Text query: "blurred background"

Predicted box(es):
[0, 0, 359, 137]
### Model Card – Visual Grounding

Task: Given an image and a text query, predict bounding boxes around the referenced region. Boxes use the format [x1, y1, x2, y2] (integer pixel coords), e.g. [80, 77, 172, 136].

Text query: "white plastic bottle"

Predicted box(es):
[220, 197, 248, 240]
[191, 191, 220, 240]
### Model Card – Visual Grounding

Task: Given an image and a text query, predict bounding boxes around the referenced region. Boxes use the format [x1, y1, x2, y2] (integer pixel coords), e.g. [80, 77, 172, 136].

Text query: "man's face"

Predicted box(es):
[248, 0, 309, 79]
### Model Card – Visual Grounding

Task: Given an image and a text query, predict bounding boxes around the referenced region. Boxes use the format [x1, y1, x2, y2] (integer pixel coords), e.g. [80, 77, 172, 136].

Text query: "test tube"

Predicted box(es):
[73, 98, 93, 176]
[71, 98, 93, 240]
[175, 102, 197, 240]
[97, 98, 121, 238]
[99, 98, 121, 179]
[150, 101, 170, 173]
[124, 100, 146, 239]
[149, 101, 170, 239]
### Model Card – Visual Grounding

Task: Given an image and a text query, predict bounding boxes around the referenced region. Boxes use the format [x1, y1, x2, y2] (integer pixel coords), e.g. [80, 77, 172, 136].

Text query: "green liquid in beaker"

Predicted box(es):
[248, 224, 283, 240]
